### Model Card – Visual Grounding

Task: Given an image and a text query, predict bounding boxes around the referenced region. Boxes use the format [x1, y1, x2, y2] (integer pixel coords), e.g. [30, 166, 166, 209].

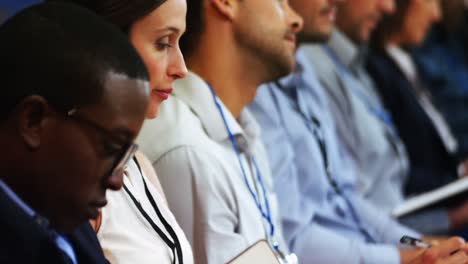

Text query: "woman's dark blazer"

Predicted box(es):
[366, 49, 459, 196]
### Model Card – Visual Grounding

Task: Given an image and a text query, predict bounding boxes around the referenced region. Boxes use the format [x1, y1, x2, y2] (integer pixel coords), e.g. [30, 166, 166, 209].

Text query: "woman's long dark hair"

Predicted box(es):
[47, 0, 167, 32]
[370, 0, 411, 51]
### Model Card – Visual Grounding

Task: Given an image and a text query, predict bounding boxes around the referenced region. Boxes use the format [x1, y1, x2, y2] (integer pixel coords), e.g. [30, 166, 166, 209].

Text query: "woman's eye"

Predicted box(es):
[157, 42, 172, 50]
[156, 37, 173, 51]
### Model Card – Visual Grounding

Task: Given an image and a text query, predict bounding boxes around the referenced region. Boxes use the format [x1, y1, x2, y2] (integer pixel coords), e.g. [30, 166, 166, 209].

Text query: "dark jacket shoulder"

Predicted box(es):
[0, 187, 108, 264]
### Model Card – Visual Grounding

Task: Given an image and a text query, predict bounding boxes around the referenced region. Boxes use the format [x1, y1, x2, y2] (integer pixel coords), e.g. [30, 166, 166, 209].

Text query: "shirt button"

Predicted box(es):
[334, 205, 346, 219]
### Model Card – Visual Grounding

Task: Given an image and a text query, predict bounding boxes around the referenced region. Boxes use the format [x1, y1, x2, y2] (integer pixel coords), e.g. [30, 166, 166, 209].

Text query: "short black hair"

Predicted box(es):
[46, 0, 167, 33]
[0, 2, 149, 121]
[180, 0, 204, 58]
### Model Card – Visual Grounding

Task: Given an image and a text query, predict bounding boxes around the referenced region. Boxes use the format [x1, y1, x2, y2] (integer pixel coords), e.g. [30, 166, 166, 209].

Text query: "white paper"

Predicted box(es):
[392, 177, 468, 218]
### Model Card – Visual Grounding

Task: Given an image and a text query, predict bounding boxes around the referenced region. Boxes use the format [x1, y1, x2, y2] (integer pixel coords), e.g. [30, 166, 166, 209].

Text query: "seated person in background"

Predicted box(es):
[251, 0, 468, 263]
[0, 2, 149, 263]
[136, 0, 303, 262]
[303, 0, 413, 226]
[51, 0, 194, 262]
[413, 0, 468, 160]
[367, 0, 468, 233]
[299, 0, 468, 235]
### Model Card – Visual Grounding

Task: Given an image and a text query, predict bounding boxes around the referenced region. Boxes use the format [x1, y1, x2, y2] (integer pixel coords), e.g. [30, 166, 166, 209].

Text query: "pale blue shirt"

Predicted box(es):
[0, 180, 77, 264]
[249, 47, 420, 264]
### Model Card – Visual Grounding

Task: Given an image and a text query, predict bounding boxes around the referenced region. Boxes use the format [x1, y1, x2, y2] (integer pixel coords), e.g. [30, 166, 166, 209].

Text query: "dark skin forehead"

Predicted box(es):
[77, 71, 150, 141]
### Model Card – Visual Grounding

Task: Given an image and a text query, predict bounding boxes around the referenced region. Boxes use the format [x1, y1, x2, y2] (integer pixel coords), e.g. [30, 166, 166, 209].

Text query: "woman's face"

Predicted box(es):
[129, 0, 188, 118]
[397, 0, 441, 46]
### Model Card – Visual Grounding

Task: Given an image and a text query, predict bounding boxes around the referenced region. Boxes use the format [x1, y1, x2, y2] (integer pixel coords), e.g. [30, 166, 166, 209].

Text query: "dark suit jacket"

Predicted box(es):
[0, 186, 109, 264]
[366, 49, 459, 196]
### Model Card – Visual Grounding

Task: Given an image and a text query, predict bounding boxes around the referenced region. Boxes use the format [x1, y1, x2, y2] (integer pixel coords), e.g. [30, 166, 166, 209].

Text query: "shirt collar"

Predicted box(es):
[386, 45, 418, 83]
[0, 179, 35, 217]
[327, 30, 368, 72]
[173, 71, 259, 152]
[272, 46, 326, 120]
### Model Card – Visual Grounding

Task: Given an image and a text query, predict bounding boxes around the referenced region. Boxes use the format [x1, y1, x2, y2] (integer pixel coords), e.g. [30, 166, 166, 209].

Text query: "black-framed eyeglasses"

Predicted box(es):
[66, 109, 138, 178]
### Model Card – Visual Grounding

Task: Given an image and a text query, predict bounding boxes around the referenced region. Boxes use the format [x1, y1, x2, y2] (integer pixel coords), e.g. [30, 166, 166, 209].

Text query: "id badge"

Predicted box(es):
[275, 250, 299, 264]
[284, 253, 299, 264]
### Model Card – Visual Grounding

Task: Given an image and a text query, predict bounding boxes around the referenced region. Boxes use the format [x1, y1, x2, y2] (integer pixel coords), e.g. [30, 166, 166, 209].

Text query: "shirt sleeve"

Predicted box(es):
[292, 220, 400, 264]
[153, 146, 250, 264]
[399, 208, 451, 235]
[348, 194, 421, 244]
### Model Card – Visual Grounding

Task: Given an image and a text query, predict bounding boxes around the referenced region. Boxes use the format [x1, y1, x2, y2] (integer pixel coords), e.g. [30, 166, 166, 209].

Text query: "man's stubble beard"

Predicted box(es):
[234, 21, 295, 83]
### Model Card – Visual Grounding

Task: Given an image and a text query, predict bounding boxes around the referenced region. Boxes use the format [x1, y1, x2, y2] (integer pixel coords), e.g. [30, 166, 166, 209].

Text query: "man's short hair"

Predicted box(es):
[0, 2, 149, 121]
[180, 0, 204, 58]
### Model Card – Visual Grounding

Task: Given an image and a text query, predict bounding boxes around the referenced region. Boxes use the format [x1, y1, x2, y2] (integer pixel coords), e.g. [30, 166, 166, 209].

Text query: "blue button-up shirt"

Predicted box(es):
[249, 47, 419, 264]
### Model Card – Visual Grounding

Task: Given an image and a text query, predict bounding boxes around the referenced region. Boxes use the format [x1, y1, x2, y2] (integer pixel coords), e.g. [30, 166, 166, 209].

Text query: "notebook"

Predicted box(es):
[228, 240, 280, 264]
[392, 177, 468, 218]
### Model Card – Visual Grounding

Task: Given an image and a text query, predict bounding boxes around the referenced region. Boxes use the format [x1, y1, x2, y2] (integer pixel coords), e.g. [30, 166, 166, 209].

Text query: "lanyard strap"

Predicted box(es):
[207, 84, 277, 249]
[323, 46, 396, 129]
[273, 81, 376, 243]
[123, 157, 184, 264]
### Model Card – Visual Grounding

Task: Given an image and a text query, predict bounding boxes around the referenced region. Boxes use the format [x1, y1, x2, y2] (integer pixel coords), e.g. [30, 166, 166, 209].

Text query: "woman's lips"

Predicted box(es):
[152, 88, 173, 100]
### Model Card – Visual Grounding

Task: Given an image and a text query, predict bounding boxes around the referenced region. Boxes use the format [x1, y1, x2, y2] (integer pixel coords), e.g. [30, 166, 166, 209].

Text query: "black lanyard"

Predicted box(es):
[273, 81, 376, 242]
[273, 81, 339, 192]
[123, 157, 183, 264]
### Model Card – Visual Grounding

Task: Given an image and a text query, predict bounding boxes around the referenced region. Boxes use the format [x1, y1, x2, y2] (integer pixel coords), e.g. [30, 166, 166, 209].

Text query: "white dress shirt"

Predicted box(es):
[98, 157, 194, 264]
[137, 72, 286, 264]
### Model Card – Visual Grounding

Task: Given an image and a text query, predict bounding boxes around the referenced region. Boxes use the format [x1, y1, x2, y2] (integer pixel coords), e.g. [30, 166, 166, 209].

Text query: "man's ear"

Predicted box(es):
[15, 96, 51, 150]
[209, 0, 239, 21]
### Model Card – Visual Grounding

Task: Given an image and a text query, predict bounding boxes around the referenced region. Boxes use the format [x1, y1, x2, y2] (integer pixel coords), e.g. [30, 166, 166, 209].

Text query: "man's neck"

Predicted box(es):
[186, 38, 269, 119]
[190, 64, 259, 119]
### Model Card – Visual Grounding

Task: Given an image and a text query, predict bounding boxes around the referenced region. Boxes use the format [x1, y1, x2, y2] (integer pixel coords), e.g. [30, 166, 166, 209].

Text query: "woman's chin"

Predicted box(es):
[146, 97, 162, 119]
[146, 109, 159, 119]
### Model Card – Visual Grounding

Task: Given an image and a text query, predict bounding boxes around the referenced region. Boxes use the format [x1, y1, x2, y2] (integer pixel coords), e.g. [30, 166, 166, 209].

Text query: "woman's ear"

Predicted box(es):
[209, 0, 239, 21]
[15, 96, 51, 150]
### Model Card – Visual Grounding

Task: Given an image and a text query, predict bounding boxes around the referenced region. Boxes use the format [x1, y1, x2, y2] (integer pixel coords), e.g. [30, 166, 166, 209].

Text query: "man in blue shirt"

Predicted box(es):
[249, 0, 468, 263]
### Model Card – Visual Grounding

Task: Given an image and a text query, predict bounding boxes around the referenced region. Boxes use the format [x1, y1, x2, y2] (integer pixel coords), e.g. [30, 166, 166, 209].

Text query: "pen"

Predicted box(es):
[400, 235, 432, 248]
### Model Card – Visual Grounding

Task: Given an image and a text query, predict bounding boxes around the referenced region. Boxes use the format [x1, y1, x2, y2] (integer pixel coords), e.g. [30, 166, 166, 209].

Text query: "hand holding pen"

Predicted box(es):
[401, 236, 432, 249]
[400, 236, 468, 264]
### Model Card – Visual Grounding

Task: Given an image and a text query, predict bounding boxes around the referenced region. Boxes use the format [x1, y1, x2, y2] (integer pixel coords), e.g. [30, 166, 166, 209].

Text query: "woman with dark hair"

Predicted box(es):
[367, 0, 468, 235]
[48, 0, 192, 263]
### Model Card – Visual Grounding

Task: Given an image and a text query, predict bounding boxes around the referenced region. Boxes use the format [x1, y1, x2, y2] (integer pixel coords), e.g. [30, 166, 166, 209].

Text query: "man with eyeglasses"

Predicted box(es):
[0, 3, 149, 264]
